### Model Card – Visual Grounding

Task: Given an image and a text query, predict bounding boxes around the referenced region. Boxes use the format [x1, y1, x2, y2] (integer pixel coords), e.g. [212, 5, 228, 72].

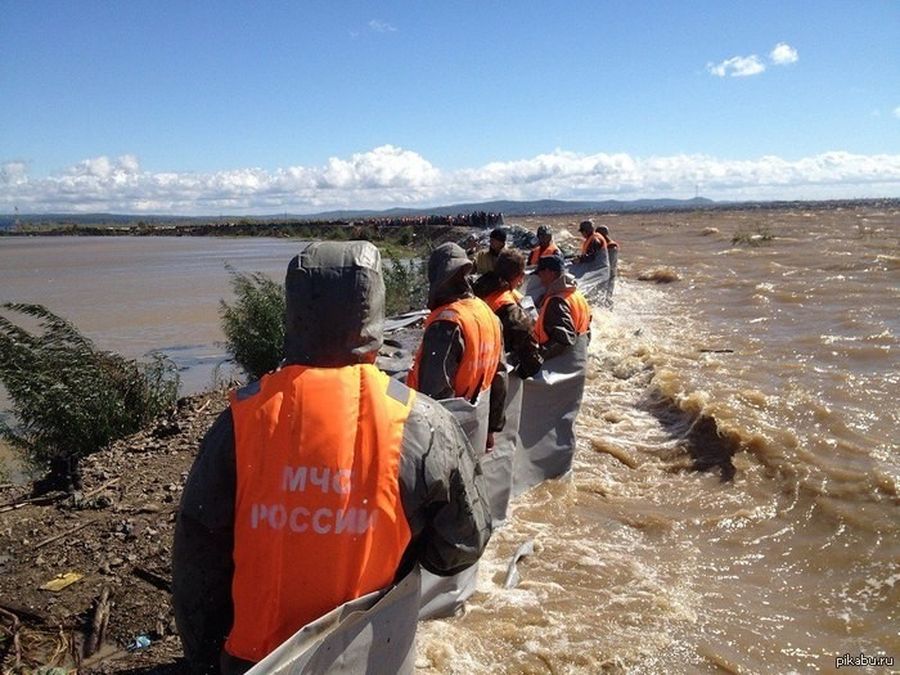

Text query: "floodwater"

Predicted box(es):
[0, 235, 303, 480]
[1, 207, 898, 671]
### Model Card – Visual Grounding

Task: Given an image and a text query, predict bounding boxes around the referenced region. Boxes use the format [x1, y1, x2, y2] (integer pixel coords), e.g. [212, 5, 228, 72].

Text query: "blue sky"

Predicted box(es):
[1, 1, 898, 214]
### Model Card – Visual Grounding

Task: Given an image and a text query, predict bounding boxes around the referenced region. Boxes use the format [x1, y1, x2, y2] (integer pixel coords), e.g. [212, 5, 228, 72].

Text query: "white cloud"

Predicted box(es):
[1, 161, 29, 186]
[3, 147, 900, 215]
[894, 106, 900, 119]
[770, 42, 799, 65]
[707, 55, 766, 78]
[368, 19, 396, 33]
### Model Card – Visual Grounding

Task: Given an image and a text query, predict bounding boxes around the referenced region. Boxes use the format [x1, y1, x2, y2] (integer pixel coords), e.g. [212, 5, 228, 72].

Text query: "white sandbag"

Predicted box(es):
[418, 393, 490, 620]
[246, 567, 421, 675]
[512, 334, 589, 498]
[479, 371, 523, 524]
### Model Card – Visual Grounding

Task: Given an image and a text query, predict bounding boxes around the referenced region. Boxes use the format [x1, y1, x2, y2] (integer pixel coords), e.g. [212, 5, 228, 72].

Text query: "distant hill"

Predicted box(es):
[301, 197, 716, 220]
[3, 196, 898, 228]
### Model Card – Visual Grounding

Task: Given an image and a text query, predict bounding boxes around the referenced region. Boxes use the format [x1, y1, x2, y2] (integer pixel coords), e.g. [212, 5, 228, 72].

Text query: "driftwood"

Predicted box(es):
[0, 491, 67, 514]
[132, 566, 172, 593]
[0, 601, 49, 626]
[33, 517, 99, 550]
[0, 606, 23, 669]
[82, 477, 121, 500]
[83, 586, 111, 658]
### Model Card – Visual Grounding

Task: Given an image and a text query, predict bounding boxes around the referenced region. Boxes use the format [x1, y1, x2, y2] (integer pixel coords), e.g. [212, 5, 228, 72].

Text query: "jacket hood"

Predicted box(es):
[427, 243, 473, 309]
[284, 241, 384, 367]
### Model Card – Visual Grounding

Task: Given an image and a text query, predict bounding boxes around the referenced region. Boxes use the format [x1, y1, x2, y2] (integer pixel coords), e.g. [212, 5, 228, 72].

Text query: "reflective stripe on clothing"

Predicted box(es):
[225, 364, 414, 663]
[533, 288, 591, 345]
[407, 297, 503, 401]
[527, 243, 560, 266]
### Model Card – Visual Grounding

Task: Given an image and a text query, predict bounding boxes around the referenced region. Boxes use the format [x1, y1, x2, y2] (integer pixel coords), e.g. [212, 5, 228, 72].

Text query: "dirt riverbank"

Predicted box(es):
[0, 392, 228, 674]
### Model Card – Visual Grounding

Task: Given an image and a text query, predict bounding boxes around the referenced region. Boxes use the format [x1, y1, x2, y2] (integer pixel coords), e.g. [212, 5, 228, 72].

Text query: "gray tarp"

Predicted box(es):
[383, 310, 429, 334]
[521, 273, 545, 308]
[479, 371, 522, 524]
[567, 249, 610, 301]
[418, 392, 490, 620]
[512, 333, 589, 498]
[605, 247, 618, 306]
[245, 568, 421, 675]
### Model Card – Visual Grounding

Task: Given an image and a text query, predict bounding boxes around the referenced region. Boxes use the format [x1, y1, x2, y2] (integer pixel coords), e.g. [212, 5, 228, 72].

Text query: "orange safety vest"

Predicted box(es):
[407, 296, 503, 401]
[534, 288, 591, 345]
[225, 364, 415, 663]
[598, 233, 619, 250]
[528, 243, 560, 266]
[580, 232, 607, 256]
[483, 288, 524, 313]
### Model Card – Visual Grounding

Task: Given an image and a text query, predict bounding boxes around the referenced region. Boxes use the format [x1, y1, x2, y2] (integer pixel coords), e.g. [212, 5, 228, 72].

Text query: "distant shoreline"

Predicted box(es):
[1, 197, 897, 235]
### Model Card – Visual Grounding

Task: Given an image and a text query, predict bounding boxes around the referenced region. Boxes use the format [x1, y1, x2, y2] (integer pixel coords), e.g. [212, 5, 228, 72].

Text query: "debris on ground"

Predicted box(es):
[0, 392, 228, 674]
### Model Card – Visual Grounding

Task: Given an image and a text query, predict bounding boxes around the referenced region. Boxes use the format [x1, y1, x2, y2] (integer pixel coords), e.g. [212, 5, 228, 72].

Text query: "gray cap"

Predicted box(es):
[428, 242, 472, 287]
[535, 255, 564, 274]
[284, 241, 384, 367]
[537, 224, 552, 237]
[427, 242, 473, 308]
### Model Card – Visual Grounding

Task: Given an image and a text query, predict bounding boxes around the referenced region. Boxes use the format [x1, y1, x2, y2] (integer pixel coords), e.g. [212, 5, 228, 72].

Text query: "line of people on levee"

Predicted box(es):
[171, 221, 617, 674]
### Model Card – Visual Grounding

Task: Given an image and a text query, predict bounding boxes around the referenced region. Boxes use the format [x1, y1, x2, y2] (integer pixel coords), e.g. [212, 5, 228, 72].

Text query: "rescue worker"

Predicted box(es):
[596, 224, 619, 308]
[173, 241, 492, 674]
[533, 255, 591, 360]
[574, 219, 607, 264]
[407, 242, 506, 449]
[527, 225, 561, 266]
[474, 227, 507, 274]
[474, 249, 543, 379]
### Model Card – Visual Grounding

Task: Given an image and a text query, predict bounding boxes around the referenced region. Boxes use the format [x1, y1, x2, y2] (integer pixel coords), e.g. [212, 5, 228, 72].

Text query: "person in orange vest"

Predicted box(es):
[527, 224, 561, 266]
[172, 241, 492, 674]
[574, 219, 607, 264]
[533, 255, 592, 360]
[596, 224, 619, 307]
[407, 242, 507, 448]
[474, 249, 543, 378]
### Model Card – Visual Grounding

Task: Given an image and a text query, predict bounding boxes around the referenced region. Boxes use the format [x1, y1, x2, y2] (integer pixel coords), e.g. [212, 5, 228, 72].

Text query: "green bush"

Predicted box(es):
[219, 267, 285, 380]
[0, 303, 179, 485]
[384, 254, 427, 315]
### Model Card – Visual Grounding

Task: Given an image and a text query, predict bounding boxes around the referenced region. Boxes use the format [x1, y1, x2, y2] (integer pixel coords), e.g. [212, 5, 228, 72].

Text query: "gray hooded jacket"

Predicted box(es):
[172, 241, 492, 674]
[539, 272, 590, 361]
[415, 243, 508, 432]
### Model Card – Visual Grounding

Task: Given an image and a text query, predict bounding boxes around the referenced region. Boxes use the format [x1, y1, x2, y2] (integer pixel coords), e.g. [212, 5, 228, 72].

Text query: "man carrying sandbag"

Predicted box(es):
[407, 242, 507, 452]
[406, 242, 505, 618]
[474, 249, 542, 522]
[512, 254, 592, 497]
[172, 241, 492, 675]
[533, 255, 591, 359]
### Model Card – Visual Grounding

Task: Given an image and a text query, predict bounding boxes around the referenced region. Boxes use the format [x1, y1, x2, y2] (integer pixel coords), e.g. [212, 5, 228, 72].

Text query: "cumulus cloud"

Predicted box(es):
[894, 106, 900, 119]
[707, 54, 766, 77]
[770, 42, 799, 65]
[2, 147, 899, 214]
[368, 19, 396, 33]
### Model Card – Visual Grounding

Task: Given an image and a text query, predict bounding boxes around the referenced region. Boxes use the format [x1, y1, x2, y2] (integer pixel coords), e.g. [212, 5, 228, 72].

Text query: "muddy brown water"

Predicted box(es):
[1, 208, 898, 672]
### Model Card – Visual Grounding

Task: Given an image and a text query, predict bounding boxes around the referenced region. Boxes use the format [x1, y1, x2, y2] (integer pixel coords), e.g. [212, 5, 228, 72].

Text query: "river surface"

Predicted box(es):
[1, 207, 897, 672]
